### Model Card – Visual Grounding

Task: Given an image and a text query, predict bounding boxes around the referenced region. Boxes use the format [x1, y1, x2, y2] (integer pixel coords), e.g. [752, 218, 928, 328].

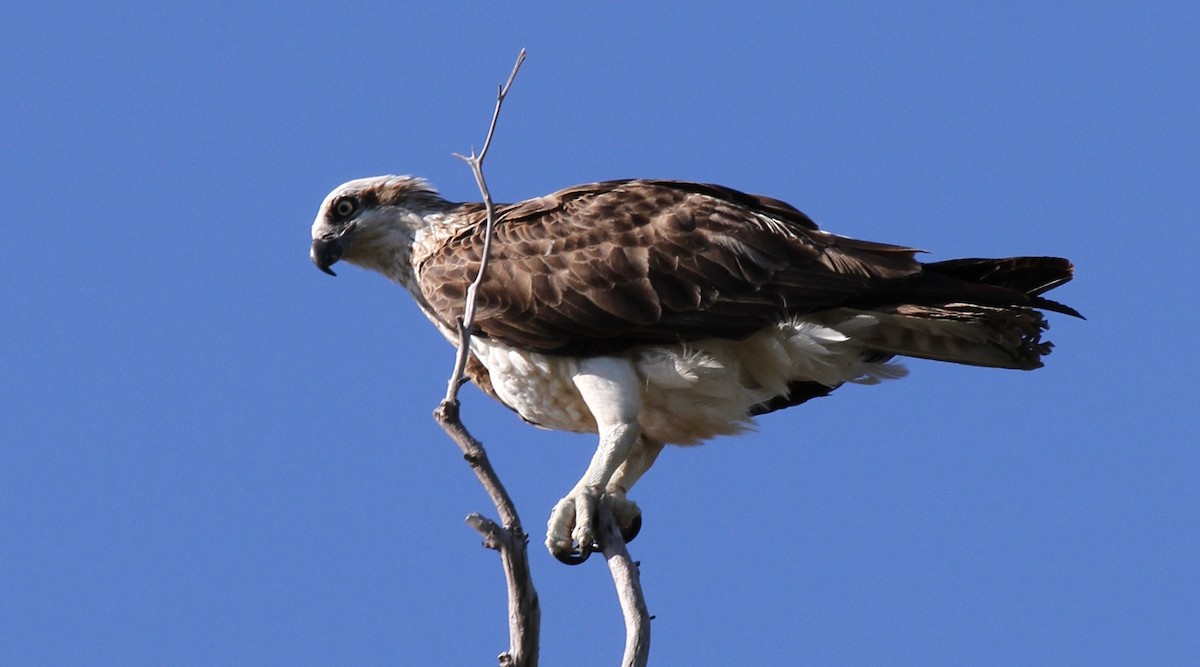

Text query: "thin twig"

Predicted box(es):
[444, 47, 527, 406]
[433, 48, 538, 667]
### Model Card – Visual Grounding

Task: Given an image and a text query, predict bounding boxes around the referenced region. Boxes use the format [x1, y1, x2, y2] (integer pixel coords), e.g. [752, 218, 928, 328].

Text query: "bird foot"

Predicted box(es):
[546, 486, 642, 565]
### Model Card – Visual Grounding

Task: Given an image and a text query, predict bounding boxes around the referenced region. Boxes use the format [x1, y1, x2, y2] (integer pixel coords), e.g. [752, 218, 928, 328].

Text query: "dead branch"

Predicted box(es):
[434, 402, 539, 666]
[435, 48, 539, 667]
[599, 499, 652, 667]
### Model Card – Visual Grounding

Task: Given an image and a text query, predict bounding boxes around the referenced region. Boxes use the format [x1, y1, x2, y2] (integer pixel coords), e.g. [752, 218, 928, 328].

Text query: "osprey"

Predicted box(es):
[311, 176, 1078, 563]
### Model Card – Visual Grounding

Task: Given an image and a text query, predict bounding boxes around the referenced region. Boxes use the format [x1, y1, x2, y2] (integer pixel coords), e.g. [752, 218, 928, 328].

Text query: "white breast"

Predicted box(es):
[469, 316, 906, 445]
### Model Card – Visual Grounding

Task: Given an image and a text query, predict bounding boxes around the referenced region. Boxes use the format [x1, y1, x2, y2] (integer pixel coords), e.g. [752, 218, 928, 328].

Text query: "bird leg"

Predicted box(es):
[605, 436, 665, 544]
[547, 357, 643, 564]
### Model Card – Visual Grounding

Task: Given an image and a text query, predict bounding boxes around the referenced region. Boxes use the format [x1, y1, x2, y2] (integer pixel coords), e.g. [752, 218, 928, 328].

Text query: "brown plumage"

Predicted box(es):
[411, 179, 1078, 368]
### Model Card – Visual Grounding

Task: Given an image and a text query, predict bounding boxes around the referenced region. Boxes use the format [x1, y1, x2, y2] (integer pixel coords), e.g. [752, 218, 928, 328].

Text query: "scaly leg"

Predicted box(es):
[605, 436, 665, 541]
[546, 356, 642, 563]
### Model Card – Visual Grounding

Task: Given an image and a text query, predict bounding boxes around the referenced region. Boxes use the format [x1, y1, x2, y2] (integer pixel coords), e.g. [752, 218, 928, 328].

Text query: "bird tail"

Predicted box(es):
[832, 257, 1079, 370]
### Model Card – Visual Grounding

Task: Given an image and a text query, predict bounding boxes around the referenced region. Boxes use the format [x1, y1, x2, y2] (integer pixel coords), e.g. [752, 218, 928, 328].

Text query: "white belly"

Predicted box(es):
[469, 316, 906, 445]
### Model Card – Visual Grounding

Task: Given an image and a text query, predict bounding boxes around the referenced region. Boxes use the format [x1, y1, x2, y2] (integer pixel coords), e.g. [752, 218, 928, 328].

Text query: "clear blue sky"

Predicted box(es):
[3, 3, 1197, 665]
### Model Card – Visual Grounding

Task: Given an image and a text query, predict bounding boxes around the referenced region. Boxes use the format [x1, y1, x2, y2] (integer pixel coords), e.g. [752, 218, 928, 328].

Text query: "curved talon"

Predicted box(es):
[620, 513, 642, 544]
[548, 487, 643, 564]
[553, 513, 640, 565]
[553, 542, 594, 565]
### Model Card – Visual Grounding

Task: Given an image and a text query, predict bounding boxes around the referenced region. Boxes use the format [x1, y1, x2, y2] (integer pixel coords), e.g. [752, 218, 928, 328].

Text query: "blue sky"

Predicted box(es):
[3, 2, 1197, 665]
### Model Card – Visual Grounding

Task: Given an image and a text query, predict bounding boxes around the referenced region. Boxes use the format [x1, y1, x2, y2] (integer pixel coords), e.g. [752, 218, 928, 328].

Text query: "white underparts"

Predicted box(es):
[469, 315, 906, 446]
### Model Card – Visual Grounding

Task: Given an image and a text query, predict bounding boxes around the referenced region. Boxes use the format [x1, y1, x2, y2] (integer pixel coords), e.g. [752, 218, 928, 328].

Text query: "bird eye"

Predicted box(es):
[333, 196, 358, 220]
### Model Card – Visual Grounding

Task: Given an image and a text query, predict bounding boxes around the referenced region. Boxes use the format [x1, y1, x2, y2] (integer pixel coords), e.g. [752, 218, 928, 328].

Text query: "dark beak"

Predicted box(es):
[311, 235, 344, 276]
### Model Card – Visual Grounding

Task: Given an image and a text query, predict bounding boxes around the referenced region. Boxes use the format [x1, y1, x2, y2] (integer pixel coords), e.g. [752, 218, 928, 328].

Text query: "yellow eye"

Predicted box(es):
[333, 196, 357, 219]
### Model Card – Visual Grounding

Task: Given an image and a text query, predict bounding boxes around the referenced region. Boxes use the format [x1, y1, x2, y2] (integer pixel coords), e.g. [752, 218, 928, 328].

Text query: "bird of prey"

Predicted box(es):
[311, 176, 1078, 563]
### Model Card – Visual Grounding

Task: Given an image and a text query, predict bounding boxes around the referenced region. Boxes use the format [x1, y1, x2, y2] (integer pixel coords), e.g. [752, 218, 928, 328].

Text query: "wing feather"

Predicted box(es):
[414, 179, 1071, 355]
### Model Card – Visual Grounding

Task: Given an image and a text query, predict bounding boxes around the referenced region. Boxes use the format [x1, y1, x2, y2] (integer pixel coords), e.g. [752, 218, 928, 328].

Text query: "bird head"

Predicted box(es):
[310, 175, 447, 277]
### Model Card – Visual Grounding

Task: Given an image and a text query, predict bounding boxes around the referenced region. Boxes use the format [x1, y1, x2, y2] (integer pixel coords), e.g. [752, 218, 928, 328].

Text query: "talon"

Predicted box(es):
[620, 513, 642, 543]
[553, 544, 593, 565]
[547, 485, 603, 565]
[547, 485, 643, 563]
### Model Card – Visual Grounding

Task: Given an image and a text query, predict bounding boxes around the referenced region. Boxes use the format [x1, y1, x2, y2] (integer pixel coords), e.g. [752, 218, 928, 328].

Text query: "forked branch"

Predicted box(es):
[434, 48, 539, 667]
[434, 48, 651, 667]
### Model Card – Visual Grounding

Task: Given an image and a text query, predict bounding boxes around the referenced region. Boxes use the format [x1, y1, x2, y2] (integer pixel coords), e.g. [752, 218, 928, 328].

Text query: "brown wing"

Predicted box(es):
[415, 179, 924, 355]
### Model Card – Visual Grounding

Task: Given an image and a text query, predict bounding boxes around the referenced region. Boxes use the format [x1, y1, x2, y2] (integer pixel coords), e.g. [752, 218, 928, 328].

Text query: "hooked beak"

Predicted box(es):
[311, 234, 345, 276]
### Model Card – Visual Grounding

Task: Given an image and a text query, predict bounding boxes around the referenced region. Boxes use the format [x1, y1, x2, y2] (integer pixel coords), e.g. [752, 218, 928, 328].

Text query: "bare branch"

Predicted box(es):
[433, 48, 538, 667]
[433, 405, 539, 666]
[599, 500, 652, 667]
[434, 402, 521, 530]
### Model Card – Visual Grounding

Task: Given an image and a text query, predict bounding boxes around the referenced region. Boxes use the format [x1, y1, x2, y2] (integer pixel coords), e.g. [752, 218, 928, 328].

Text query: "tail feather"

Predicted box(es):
[923, 256, 1074, 296]
[924, 256, 1083, 318]
[835, 256, 1078, 370]
[835, 305, 1053, 370]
